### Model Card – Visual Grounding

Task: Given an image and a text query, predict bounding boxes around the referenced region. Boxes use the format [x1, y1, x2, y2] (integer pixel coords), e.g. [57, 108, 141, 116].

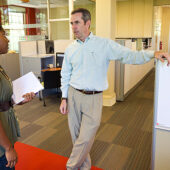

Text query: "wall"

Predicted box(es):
[75, 4, 96, 35]
[51, 21, 70, 40]
[116, 0, 153, 38]
[124, 59, 154, 94]
[154, 0, 170, 6]
[0, 53, 20, 80]
[50, 6, 69, 19]
[161, 7, 170, 52]
[50, 4, 95, 40]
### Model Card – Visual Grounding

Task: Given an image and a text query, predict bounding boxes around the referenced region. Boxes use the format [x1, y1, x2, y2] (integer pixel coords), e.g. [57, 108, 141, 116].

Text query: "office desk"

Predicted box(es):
[41, 67, 61, 83]
[41, 67, 61, 72]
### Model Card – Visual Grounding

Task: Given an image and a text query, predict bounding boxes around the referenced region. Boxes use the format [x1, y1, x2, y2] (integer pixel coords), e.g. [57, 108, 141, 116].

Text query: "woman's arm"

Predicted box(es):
[0, 120, 17, 168]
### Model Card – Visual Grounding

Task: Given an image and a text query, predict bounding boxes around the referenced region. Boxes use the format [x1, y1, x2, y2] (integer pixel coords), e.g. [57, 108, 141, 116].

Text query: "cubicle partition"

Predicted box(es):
[19, 40, 73, 78]
[19, 41, 55, 78]
[54, 40, 74, 54]
[115, 39, 154, 101]
[21, 55, 55, 78]
[0, 53, 20, 80]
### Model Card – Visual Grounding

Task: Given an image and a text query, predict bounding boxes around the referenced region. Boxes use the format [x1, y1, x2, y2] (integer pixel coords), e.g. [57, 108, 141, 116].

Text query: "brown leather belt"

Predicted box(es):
[0, 101, 13, 112]
[75, 88, 102, 95]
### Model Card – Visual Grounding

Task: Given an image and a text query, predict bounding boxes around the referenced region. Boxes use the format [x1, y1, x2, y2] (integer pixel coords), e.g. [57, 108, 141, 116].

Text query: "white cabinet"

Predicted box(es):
[143, 0, 153, 37]
[116, 0, 153, 38]
[116, 0, 132, 38]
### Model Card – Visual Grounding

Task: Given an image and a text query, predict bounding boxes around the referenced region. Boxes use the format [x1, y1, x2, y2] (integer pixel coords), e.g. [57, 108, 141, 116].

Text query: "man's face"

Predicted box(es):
[0, 30, 9, 54]
[70, 12, 90, 41]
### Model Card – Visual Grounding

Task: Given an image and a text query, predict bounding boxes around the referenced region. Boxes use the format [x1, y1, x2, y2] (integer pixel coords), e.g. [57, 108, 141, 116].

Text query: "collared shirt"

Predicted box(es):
[61, 32, 154, 98]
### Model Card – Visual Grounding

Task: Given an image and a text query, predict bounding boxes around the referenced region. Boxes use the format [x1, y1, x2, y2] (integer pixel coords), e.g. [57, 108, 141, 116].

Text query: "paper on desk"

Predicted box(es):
[12, 72, 44, 104]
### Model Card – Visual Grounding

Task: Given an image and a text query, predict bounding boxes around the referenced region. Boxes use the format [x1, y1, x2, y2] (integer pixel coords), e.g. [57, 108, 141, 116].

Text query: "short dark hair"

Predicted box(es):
[0, 25, 4, 32]
[71, 8, 91, 23]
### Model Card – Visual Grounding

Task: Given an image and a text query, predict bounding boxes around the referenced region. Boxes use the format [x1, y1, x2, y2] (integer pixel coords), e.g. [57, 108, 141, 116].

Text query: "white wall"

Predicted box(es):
[124, 59, 154, 94]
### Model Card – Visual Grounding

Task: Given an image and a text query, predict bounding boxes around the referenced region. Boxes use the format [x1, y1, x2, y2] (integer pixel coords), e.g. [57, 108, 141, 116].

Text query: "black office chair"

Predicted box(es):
[56, 53, 64, 67]
[41, 70, 61, 106]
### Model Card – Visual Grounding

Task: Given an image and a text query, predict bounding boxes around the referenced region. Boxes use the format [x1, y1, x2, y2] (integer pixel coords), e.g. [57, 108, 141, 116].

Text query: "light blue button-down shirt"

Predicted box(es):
[61, 32, 154, 98]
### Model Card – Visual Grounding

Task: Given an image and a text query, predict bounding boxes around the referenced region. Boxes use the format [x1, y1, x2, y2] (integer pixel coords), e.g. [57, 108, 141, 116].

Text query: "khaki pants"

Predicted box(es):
[67, 86, 103, 170]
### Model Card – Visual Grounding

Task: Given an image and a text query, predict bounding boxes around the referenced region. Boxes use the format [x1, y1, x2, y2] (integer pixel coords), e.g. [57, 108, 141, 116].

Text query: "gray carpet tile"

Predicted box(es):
[37, 130, 72, 157]
[98, 144, 131, 170]
[22, 126, 58, 147]
[90, 140, 110, 165]
[125, 148, 151, 170]
[19, 123, 43, 141]
[14, 70, 155, 170]
[96, 123, 122, 143]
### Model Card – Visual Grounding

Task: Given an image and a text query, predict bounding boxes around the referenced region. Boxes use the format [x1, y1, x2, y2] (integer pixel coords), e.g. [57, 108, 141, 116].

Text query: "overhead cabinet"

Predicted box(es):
[116, 0, 153, 38]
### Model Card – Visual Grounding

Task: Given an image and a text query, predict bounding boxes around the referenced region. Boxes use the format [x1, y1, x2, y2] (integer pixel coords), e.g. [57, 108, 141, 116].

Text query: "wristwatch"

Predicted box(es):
[61, 98, 67, 101]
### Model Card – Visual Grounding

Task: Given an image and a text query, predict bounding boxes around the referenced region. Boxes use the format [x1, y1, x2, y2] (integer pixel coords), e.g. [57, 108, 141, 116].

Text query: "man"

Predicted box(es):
[60, 8, 170, 170]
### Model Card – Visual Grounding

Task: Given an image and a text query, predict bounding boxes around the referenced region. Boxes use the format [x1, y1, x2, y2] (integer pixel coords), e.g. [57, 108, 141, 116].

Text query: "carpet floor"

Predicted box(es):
[15, 142, 103, 170]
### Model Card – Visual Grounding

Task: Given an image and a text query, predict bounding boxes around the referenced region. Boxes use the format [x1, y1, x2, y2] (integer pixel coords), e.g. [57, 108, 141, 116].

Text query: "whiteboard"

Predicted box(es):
[155, 60, 170, 129]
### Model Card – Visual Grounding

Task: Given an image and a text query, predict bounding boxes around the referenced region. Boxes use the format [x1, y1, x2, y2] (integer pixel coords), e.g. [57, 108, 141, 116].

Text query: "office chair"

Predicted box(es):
[41, 70, 61, 106]
[56, 53, 64, 67]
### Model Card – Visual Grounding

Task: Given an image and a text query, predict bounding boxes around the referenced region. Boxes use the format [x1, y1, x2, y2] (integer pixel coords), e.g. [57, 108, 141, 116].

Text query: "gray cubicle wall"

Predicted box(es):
[152, 59, 170, 170]
[21, 55, 55, 78]
[0, 53, 20, 80]
[115, 39, 154, 101]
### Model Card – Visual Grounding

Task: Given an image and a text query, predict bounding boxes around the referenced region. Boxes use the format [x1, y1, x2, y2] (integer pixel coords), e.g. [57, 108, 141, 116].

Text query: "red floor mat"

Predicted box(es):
[15, 142, 103, 170]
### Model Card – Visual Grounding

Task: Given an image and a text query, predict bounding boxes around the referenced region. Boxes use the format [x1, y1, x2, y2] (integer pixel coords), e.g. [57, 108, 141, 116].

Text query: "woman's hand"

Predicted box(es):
[19, 92, 35, 105]
[5, 147, 18, 168]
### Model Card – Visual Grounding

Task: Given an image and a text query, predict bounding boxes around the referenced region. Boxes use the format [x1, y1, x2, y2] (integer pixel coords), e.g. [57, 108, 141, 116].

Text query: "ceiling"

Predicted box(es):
[7, 0, 95, 8]
[6, 0, 129, 9]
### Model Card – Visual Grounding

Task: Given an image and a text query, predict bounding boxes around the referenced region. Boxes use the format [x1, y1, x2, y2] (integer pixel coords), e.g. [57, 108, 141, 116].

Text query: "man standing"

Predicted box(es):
[60, 8, 170, 170]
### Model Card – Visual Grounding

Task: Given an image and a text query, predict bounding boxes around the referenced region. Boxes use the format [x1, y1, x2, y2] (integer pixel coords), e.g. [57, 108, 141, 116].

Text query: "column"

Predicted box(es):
[96, 0, 116, 106]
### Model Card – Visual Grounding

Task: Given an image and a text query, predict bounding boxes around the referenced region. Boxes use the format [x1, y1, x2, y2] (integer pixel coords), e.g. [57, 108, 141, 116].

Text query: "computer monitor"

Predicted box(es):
[56, 52, 64, 67]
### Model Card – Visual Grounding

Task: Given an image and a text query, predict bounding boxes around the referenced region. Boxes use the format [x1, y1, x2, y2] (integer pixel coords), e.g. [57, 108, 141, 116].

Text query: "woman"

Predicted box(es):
[0, 25, 35, 169]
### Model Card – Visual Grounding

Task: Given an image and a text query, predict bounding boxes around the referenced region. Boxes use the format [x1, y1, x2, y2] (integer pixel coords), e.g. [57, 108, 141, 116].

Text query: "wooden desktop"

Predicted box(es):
[41, 67, 61, 72]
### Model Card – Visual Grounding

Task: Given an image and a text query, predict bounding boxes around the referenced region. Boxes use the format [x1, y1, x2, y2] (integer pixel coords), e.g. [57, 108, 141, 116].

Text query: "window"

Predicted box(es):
[8, 12, 25, 52]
